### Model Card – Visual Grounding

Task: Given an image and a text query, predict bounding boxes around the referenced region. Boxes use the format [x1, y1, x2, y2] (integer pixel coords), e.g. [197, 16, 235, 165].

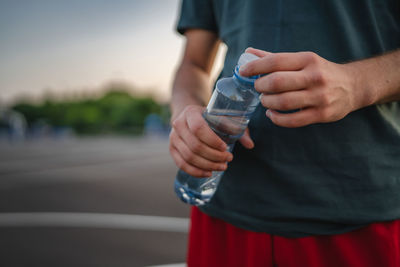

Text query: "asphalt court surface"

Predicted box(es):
[0, 137, 190, 267]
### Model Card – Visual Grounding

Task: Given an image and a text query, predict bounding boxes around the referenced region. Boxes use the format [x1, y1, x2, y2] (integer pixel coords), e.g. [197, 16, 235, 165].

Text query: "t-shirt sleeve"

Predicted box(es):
[176, 0, 218, 35]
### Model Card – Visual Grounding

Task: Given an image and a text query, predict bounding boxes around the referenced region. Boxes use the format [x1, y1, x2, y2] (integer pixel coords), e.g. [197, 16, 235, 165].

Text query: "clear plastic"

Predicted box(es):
[174, 53, 261, 206]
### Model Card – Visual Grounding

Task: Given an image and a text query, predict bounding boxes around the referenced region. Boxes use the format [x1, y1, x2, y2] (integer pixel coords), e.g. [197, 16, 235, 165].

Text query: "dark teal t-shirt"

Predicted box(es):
[176, 0, 400, 237]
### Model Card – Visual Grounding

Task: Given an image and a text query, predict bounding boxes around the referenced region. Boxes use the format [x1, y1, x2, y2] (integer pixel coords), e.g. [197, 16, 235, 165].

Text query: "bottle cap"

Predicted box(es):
[234, 52, 261, 85]
[238, 52, 260, 67]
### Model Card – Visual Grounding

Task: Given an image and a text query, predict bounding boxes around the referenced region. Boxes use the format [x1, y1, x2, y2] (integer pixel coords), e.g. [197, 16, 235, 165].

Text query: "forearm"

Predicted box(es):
[349, 49, 400, 109]
[170, 61, 212, 121]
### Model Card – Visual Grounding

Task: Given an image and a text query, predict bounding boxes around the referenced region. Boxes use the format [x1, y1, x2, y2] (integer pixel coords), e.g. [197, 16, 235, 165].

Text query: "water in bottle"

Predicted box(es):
[174, 52, 261, 205]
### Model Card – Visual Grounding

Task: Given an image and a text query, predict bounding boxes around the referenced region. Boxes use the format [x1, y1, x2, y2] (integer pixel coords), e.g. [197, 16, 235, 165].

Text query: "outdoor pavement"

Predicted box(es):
[0, 136, 190, 267]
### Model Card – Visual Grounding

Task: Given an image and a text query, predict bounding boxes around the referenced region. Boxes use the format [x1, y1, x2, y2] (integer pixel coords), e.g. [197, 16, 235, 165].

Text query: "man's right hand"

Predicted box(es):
[169, 105, 233, 178]
[169, 29, 254, 178]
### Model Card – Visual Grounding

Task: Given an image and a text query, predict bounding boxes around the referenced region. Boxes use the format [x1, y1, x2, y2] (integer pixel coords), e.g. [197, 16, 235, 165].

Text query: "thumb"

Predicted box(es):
[239, 128, 254, 149]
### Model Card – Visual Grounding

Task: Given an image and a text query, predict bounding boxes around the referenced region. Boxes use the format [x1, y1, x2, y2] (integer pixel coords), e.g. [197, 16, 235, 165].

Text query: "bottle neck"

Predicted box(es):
[233, 65, 260, 88]
[232, 65, 259, 90]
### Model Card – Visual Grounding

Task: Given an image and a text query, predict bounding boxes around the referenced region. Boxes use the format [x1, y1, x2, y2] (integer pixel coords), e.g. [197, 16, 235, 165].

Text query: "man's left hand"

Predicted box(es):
[240, 48, 363, 128]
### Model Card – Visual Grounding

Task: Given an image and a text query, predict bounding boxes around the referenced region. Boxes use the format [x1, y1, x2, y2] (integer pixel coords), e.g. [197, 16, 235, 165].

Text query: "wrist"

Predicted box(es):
[170, 101, 205, 122]
[344, 60, 379, 110]
[345, 50, 400, 108]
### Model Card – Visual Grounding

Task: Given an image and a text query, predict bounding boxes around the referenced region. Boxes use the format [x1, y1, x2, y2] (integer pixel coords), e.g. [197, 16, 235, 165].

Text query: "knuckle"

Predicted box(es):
[277, 96, 291, 110]
[215, 152, 227, 162]
[269, 74, 284, 90]
[171, 119, 179, 128]
[317, 90, 332, 106]
[310, 70, 327, 85]
[304, 51, 319, 64]
[190, 141, 202, 153]
[267, 54, 279, 69]
[184, 151, 195, 162]
[190, 122, 204, 136]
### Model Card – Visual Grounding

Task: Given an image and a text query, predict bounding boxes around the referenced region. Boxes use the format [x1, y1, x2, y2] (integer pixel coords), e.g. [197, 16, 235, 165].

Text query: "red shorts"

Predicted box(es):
[188, 207, 400, 267]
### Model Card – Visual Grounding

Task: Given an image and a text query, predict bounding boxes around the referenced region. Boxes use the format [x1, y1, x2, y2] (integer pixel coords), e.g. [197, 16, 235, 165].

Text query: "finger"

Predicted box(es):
[240, 52, 311, 77]
[255, 71, 309, 94]
[171, 131, 228, 171]
[187, 111, 227, 151]
[266, 108, 319, 128]
[174, 120, 233, 162]
[170, 145, 212, 178]
[244, 47, 271, 58]
[239, 128, 254, 149]
[260, 90, 314, 111]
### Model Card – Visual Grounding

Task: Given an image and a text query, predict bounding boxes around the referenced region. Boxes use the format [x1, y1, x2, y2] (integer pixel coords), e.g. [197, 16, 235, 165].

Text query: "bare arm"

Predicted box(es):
[170, 29, 220, 120]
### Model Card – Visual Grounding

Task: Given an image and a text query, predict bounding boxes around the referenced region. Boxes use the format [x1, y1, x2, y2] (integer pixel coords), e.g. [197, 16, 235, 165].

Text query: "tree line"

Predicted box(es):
[11, 90, 170, 135]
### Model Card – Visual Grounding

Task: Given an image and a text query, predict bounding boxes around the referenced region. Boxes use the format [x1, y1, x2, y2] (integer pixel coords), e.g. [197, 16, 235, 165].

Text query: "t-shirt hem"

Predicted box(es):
[177, 23, 218, 35]
[199, 205, 373, 238]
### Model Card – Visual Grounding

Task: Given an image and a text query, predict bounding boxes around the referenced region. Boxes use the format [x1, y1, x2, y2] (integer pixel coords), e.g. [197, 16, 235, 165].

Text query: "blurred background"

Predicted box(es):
[0, 0, 225, 266]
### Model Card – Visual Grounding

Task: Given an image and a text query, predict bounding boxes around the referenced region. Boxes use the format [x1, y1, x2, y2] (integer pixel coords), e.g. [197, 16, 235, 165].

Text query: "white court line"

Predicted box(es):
[0, 212, 189, 233]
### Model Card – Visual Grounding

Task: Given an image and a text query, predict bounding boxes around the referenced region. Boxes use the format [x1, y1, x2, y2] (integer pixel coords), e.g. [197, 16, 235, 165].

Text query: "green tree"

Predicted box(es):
[12, 89, 166, 135]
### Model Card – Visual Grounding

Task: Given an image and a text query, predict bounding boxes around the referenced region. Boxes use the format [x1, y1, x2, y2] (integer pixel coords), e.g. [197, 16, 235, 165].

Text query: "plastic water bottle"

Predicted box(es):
[174, 52, 261, 206]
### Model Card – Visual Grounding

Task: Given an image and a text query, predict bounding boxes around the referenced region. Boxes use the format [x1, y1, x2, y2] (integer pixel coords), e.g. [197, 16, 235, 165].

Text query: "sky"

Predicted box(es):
[0, 0, 225, 104]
